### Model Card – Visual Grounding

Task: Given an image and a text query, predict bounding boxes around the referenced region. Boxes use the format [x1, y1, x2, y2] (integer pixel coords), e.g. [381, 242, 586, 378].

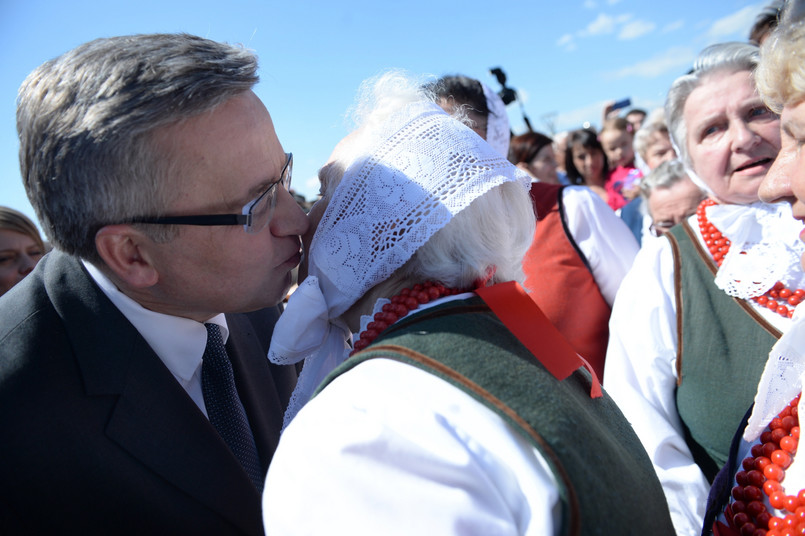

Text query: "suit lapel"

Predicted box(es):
[105, 344, 263, 536]
[45, 252, 263, 536]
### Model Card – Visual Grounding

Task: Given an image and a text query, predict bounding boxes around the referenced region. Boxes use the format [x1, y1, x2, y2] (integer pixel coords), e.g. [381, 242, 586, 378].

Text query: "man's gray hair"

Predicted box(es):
[17, 33, 259, 264]
[640, 159, 691, 200]
[665, 42, 760, 170]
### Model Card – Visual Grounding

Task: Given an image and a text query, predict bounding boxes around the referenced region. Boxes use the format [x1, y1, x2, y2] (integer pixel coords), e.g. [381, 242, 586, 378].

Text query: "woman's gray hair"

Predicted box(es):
[640, 159, 693, 199]
[633, 108, 669, 162]
[323, 71, 534, 290]
[665, 42, 760, 170]
[17, 33, 259, 264]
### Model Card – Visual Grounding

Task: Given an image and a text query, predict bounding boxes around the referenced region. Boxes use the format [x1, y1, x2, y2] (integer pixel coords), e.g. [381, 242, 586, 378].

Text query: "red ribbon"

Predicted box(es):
[476, 281, 602, 398]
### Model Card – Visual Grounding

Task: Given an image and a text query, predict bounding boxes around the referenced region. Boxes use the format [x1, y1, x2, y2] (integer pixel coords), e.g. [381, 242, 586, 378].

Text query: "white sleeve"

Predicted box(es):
[560, 186, 639, 306]
[263, 359, 560, 536]
[603, 237, 709, 536]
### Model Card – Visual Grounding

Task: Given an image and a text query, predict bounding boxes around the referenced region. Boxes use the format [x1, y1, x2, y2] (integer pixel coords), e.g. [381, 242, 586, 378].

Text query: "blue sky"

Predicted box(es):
[1, 0, 768, 226]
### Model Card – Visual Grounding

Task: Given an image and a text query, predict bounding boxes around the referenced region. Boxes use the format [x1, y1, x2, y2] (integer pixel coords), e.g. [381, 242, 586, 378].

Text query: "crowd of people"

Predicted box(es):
[3, 1, 805, 535]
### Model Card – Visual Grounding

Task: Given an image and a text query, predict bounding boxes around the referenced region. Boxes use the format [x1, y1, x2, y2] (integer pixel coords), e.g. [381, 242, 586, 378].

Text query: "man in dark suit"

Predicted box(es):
[0, 33, 309, 535]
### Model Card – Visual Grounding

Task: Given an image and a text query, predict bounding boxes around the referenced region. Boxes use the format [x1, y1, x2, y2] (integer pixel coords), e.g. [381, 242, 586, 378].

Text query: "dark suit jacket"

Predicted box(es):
[0, 250, 297, 535]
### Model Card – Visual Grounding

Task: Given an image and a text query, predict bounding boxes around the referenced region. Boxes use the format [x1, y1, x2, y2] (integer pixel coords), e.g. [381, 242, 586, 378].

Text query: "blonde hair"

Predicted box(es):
[0, 206, 45, 252]
[756, 20, 805, 113]
[600, 116, 631, 136]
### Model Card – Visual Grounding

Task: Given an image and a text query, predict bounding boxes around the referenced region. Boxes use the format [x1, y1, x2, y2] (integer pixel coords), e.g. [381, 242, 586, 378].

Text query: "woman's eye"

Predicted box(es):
[703, 124, 721, 137]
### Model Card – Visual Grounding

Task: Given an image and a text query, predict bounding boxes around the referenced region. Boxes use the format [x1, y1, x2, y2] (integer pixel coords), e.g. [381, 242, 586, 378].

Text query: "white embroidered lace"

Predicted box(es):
[308, 101, 528, 320]
[709, 202, 805, 299]
[745, 310, 805, 442]
[482, 82, 510, 157]
[269, 100, 529, 428]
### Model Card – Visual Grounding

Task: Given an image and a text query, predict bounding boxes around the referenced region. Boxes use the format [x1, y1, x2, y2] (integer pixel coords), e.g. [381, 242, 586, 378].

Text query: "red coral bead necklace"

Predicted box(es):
[350, 281, 465, 356]
[696, 199, 804, 319]
[724, 395, 802, 536]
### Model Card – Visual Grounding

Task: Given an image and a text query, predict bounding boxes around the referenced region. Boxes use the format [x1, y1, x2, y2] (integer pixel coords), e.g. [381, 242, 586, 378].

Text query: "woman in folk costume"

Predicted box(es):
[263, 72, 674, 535]
[704, 2, 805, 534]
[604, 41, 805, 535]
[433, 73, 638, 379]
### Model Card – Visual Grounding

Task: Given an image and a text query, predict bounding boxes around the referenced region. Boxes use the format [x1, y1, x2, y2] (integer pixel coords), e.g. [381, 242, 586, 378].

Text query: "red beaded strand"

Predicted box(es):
[726, 395, 801, 536]
[697, 199, 804, 319]
[350, 281, 464, 356]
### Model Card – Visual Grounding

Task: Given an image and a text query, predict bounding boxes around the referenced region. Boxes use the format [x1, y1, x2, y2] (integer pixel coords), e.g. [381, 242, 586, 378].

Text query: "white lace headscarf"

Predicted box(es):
[269, 92, 530, 428]
[482, 82, 511, 157]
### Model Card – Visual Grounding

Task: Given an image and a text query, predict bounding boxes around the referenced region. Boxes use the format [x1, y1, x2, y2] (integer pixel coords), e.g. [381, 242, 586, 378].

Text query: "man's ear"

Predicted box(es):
[95, 225, 159, 288]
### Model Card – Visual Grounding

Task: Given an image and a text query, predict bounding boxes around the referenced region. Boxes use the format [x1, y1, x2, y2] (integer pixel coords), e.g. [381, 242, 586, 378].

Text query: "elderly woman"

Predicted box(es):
[702, 5, 805, 534]
[604, 41, 805, 535]
[633, 108, 677, 173]
[263, 73, 674, 535]
[0, 206, 45, 296]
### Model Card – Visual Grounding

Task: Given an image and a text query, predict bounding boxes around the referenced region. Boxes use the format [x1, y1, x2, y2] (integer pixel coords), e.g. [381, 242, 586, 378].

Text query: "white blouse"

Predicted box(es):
[263, 358, 561, 535]
[604, 202, 803, 536]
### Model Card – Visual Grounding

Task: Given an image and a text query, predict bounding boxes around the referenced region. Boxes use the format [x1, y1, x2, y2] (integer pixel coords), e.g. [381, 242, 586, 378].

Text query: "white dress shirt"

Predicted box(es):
[83, 261, 228, 417]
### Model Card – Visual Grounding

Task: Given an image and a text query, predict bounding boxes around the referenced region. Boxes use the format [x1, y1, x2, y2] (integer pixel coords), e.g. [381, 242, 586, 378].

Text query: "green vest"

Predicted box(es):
[669, 222, 780, 481]
[318, 297, 674, 536]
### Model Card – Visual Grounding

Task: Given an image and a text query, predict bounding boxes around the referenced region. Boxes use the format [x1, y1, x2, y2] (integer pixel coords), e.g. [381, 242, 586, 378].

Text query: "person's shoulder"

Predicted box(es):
[0, 258, 53, 340]
[0, 266, 69, 406]
[560, 184, 617, 217]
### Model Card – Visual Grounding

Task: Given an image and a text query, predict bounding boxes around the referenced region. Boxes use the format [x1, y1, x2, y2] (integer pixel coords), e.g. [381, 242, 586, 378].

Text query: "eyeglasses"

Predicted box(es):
[130, 153, 293, 234]
[649, 221, 676, 237]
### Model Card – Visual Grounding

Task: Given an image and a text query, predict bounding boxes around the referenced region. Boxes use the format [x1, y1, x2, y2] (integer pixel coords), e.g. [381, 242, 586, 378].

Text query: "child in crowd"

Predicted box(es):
[599, 117, 642, 211]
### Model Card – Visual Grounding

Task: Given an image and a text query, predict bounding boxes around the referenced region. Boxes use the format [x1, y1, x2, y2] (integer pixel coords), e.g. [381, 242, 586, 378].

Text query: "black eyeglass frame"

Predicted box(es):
[129, 152, 293, 234]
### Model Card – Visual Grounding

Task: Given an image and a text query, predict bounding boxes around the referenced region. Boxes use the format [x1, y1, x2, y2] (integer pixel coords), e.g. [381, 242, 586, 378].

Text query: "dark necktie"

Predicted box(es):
[201, 323, 264, 492]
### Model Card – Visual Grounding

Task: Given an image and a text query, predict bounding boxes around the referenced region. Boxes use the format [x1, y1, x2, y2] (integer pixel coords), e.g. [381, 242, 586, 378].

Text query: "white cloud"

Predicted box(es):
[662, 19, 685, 34]
[556, 33, 577, 51]
[607, 45, 697, 79]
[618, 20, 656, 40]
[581, 13, 632, 36]
[707, 3, 763, 39]
[560, 10, 656, 50]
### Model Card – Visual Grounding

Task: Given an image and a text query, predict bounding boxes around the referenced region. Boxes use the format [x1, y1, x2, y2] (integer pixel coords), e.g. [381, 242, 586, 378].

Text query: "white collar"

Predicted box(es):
[82, 260, 228, 389]
[708, 201, 805, 300]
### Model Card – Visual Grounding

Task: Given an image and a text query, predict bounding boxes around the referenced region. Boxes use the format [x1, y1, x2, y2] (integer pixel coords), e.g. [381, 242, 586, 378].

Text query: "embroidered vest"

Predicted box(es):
[319, 297, 675, 536]
[523, 183, 611, 379]
[668, 222, 780, 481]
